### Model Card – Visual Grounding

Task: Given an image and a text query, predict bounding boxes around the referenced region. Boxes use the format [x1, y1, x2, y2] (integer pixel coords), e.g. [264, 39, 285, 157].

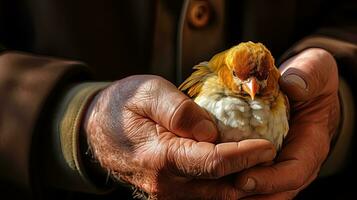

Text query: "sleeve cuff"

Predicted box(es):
[278, 35, 357, 66]
[50, 82, 112, 193]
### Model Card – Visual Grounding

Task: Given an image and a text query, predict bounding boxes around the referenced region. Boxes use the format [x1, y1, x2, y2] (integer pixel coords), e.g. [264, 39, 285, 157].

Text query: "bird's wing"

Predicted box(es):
[178, 61, 212, 98]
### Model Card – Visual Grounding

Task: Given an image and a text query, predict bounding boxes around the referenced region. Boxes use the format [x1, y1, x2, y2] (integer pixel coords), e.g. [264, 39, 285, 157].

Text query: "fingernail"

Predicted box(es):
[242, 178, 256, 192]
[193, 119, 217, 142]
[283, 74, 307, 90]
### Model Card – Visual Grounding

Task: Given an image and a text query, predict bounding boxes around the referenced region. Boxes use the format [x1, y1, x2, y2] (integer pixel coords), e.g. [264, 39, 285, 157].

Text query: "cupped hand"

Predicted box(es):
[83, 75, 276, 199]
[236, 48, 340, 199]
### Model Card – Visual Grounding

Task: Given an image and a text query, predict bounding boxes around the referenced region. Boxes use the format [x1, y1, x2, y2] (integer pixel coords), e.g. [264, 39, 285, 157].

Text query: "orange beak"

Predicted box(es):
[242, 77, 260, 100]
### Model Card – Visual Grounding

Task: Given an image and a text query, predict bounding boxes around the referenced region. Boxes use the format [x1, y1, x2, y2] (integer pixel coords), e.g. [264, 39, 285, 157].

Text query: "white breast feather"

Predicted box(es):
[194, 77, 289, 150]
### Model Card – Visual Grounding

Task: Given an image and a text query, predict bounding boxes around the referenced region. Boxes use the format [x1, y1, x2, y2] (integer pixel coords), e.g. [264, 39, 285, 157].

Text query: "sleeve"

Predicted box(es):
[0, 50, 115, 195]
[277, 30, 357, 177]
[40, 82, 113, 193]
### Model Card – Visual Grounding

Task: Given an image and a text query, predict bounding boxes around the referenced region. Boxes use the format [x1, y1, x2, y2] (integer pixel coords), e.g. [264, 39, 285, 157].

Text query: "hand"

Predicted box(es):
[82, 75, 276, 199]
[236, 48, 340, 199]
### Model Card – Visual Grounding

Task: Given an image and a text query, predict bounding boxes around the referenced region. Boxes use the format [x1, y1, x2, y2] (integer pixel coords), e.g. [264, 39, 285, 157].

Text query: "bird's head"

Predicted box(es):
[220, 42, 280, 100]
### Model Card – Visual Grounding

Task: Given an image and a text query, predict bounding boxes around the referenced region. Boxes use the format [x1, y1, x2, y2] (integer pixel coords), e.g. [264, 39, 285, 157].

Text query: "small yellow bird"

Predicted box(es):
[179, 41, 289, 150]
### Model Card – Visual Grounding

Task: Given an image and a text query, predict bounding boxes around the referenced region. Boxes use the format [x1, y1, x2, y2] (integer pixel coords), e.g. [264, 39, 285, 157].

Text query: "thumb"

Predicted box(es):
[279, 48, 338, 101]
[143, 76, 218, 142]
[168, 99, 218, 142]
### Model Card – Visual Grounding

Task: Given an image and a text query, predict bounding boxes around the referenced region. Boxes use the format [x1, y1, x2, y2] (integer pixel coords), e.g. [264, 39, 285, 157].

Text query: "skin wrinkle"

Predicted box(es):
[83, 75, 278, 199]
[213, 146, 226, 178]
[233, 142, 246, 172]
[267, 160, 306, 192]
[145, 77, 175, 123]
[156, 129, 175, 174]
[204, 146, 221, 179]
[168, 98, 191, 133]
[184, 140, 203, 177]
[123, 111, 154, 147]
[158, 134, 181, 179]
[85, 77, 155, 190]
[169, 140, 214, 178]
[88, 124, 132, 184]
[113, 78, 167, 148]
[240, 151, 252, 171]
[236, 48, 339, 199]
[137, 83, 159, 117]
[242, 168, 319, 200]
[166, 137, 187, 176]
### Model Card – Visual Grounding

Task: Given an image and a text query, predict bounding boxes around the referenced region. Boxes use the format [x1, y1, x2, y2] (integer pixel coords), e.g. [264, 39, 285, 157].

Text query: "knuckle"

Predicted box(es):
[166, 142, 191, 175]
[144, 75, 177, 93]
[144, 79, 163, 96]
[236, 154, 251, 170]
[147, 75, 165, 87]
[204, 148, 225, 178]
[135, 75, 168, 99]
[207, 160, 224, 178]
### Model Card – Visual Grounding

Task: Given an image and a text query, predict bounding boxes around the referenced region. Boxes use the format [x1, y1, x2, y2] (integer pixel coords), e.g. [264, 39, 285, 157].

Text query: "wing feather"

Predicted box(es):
[178, 62, 212, 98]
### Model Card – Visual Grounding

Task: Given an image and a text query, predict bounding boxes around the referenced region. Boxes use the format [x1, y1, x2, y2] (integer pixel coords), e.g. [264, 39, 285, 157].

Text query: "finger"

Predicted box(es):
[240, 173, 318, 200]
[239, 167, 318, 200]
[167, 138, 276, 179]
[278, 48, 338, 101]
[236, 123, 329, 194]
[238, 174, 316, 200]
[144, 76, 218, 142]
[168, 98, 218, 142]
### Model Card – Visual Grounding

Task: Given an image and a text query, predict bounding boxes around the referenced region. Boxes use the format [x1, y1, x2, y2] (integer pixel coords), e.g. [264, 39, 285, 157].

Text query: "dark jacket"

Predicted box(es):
[0, 0, 356, 199]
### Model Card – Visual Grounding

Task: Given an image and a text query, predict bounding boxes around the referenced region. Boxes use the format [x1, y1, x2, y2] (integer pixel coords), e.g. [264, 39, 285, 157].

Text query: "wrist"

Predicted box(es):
[80, 89, 112, 187]
[81, 83, 133, 188]
[50, 82, 113, 192]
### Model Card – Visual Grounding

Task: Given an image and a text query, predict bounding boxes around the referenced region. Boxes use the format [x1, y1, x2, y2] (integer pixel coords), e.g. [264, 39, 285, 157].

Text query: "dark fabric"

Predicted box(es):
[0, 0, 356, 199]
[0, 51, 88, 198]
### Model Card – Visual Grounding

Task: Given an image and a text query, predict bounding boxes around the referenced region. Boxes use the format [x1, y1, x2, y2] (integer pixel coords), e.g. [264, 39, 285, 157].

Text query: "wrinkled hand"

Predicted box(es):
[83, 75, 276, 199]
[236, 48, 340, 199]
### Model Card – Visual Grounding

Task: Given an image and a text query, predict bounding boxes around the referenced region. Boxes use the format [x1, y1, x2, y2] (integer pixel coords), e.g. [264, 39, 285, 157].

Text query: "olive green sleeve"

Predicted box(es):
[45, 82, 113, 193]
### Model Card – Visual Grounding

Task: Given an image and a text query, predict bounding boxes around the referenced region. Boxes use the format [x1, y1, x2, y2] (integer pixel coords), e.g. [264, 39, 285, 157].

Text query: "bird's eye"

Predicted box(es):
[257, 71, 268, 80]
[232, 71, 237, 77]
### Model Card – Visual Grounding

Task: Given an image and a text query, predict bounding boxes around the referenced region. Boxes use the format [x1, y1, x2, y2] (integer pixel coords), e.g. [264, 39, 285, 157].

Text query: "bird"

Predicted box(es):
[179, 41, 289, 150]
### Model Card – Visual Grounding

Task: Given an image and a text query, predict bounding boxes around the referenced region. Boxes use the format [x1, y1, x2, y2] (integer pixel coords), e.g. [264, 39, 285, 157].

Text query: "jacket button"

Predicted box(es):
[188, 0, 212, 28]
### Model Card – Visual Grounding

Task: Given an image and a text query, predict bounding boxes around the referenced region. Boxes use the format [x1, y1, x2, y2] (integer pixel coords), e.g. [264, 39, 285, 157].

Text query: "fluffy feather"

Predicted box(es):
[179, 41, 289, 149]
